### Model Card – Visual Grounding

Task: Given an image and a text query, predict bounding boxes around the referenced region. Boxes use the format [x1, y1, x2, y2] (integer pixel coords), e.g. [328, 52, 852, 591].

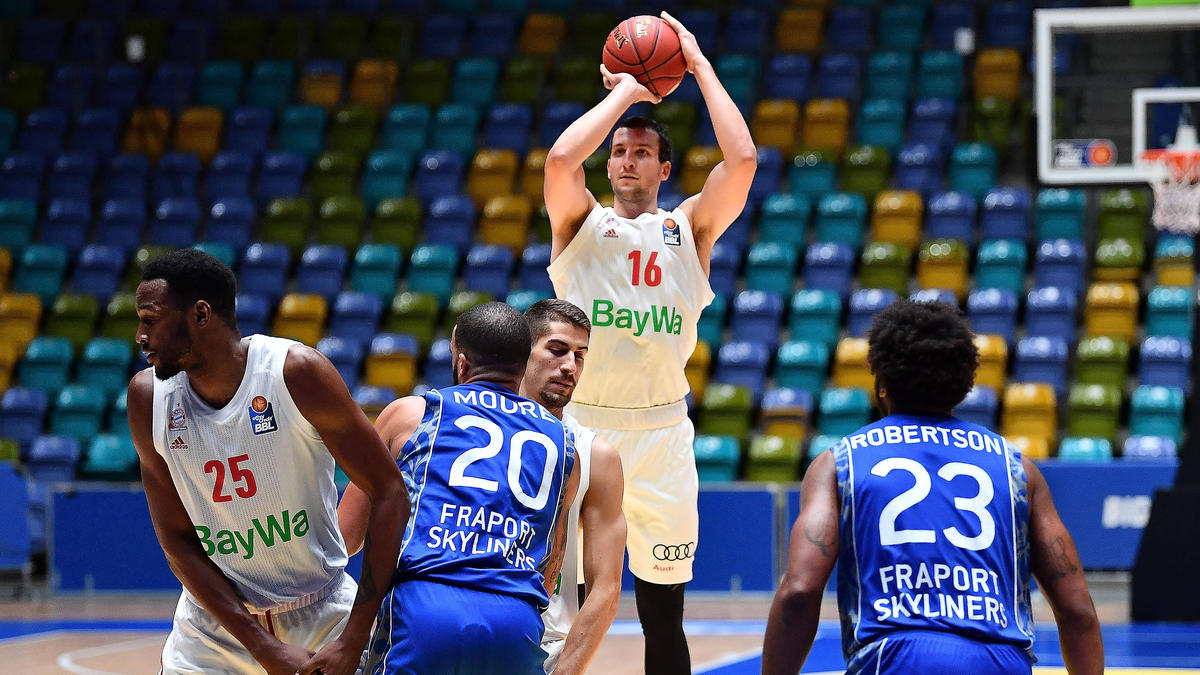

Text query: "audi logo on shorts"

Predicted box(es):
[652, 542, 695, 561]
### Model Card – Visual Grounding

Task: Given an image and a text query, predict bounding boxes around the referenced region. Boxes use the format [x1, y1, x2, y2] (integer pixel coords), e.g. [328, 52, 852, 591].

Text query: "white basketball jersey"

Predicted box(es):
[548, 204, 715, 426]
[541, 414, 594, 644]
[151, 335, 348, 611]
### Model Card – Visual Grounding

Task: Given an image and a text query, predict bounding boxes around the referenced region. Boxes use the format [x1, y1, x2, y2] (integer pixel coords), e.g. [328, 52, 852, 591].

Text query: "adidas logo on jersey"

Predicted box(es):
[170, 435, 188, 450]
[603, 228, 619, 238]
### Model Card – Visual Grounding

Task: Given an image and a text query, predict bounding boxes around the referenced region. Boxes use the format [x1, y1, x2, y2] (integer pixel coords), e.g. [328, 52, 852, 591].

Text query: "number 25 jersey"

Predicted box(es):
[831, 414, 1035, 666]
[396, 382, 576, 609]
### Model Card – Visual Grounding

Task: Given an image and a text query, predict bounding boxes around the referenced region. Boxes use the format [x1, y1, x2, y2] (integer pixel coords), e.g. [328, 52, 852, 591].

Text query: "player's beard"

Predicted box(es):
[151, 322, 194, 381]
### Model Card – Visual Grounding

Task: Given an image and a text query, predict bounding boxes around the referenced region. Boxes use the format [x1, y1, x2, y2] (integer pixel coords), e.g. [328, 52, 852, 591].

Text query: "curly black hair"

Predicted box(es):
[865, 299, 979, 412]
[142, 248, 239, 328]
[453, 301, 532, 379]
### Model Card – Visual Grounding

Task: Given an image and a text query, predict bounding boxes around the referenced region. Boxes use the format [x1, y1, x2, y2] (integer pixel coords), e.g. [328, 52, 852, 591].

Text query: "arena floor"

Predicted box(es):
[2, 577, 1197, 674]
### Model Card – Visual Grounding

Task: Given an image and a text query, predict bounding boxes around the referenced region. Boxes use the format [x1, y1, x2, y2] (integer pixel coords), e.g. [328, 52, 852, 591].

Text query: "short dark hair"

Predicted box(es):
[866, 299, 979, 412]
[524, 299, 591, 342]
[614, 115, 672, 163]
[454, 302, 532, 378]
[142, 248, 239, 328]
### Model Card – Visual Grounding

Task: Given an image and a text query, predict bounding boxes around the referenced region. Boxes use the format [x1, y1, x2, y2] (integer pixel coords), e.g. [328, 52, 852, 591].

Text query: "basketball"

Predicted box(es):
[602, 15, 687, 99]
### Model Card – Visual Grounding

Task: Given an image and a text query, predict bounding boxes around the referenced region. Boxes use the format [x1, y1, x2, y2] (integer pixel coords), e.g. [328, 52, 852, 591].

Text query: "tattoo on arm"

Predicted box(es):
[804, 511, 837, 558]
[1044, 536, 1079, 581]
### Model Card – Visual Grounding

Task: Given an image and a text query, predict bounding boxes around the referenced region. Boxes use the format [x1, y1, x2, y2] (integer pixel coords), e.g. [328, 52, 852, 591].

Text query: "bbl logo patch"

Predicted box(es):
[661, 218, 681, 246]
[248, 395, 278, 435]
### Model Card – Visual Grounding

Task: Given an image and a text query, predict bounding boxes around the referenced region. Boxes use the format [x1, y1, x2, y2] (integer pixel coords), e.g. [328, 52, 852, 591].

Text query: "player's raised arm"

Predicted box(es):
[128, 370, 312, 675]
[660, 11, 756, 252]
[557, 437, 627, 675]
[763, 450, 840, 675]
[283, 346, 409, 675]
[1025, 458, 1104, 675]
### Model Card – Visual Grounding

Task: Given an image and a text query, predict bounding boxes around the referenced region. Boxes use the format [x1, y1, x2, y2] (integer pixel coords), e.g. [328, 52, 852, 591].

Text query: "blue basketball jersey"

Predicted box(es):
[395, 382, 576, 608]
[832, 414, 1035, 669]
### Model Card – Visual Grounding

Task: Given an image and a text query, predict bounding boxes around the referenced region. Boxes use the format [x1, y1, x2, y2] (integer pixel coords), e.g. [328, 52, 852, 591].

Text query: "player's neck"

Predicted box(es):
[186, 335, 250, 410]
[612, 194, 659, 219]
[461, 372, 522, 394]
[886, 403, 954, 418]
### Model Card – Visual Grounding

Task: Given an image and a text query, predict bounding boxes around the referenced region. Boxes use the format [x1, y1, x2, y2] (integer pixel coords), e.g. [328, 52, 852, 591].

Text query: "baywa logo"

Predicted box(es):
[652, 542, 695, 561]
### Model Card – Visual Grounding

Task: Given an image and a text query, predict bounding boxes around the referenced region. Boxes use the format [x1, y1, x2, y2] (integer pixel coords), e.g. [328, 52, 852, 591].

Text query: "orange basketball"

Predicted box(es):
[602, 15, 687, 99]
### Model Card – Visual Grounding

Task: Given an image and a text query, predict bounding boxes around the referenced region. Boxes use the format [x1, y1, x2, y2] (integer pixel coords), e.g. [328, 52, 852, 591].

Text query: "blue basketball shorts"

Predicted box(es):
[847, 630, 1033, 675]
[364, 579, 547, 675]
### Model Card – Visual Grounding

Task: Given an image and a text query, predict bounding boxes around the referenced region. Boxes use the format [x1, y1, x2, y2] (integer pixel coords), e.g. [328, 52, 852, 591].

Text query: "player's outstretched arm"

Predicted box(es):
[283, 346, 409, 675]
[660, 11, 756, 254]
[543, 442, 582, 597]
[544, 67, 659, 256]
[557, 437, 627, 675]
[1025, 457, 1104, 675]
[127, 370, 314, 675]
[763, 450, 839, 675]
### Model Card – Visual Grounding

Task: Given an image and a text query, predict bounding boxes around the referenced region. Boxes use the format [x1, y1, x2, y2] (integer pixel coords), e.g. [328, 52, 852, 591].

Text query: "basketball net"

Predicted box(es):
[1140, 122, 1200, 235]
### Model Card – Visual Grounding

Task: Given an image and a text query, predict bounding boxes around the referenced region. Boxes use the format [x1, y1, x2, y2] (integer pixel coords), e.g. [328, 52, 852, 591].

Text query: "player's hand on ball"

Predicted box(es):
[600, 64, 662, 104]
[660, 11, 708, 73]
[295, 636, 363, 675]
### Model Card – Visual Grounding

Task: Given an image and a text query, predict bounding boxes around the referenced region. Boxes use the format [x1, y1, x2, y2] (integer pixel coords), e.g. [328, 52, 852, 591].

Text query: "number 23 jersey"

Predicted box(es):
[395, 382, 576, 609]
[831, 414, 1035, 663]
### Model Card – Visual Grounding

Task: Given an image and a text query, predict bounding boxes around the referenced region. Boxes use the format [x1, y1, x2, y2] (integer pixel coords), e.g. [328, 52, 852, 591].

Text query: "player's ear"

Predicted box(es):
[660, 160, 671, 181]
[192, 300, 211, 327]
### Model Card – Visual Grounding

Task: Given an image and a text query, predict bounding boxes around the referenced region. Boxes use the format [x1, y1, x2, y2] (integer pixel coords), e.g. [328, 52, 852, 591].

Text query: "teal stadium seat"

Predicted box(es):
[744, 242, 798, 296]
[697, 292, 727, 347]
[382, 104, 431, 155]
[1146, 286, 1193, 338]
[277, 105, 326, 160]
[698, 383, 754, 444]
[50, 384, 107, 444]
[806, 434, 841, 462]
[789, 149, 837, 198]
[361, 150, 412, 209]
[505, 289, 551, 313]
[774, 340, 830, 397]
[432, 103, 480, 155]
[0, 200, 37, 254]
[693, 434, 741, 482]
[814, 192, 867, 248]
[107, 390, 128, 438]
[949, 143, 998, 200]
[1130, 385, 1185, 443]
[195, 61, 244, 111]
[916, 50, 963, 100]
[192, 242, 236, 269]
[452, 58, 500, 107]
[14, 243, 68, 305]
[16, 336, 72, 395]
[866, 52, 913, 100]
[744, 435, 802, 482]
[350, 244, 403, 302]
[877, 5, 926, 51]
[715, 54, 759, 107]
[975, 239, 1027, 295]
[81, 433, 138, 480]
[1057, 437, 1113, 462]
[856, 99, 905, 153]
[406, 244, 460, 308]
[759, 193, 810, 247]
[76, 338, 132, 395]
[1035, 188, 1086, 241]
[789, 289, 842, 347]
[246, 60, 296, 111]
[818, 387, 872, 437]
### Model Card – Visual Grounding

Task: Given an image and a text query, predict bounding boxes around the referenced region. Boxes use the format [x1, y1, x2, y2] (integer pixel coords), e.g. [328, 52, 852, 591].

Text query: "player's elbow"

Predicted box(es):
[1055, 594, 1100, 633]
[730, 143, 757, 169]
[545, 146, 577, 171]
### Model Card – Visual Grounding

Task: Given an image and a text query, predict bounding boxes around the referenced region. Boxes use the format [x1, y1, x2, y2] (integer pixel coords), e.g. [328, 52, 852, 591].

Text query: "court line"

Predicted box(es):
[56, 635, 164, 675]
[694, 646, 763, 673]
[0, 630, 69, 645]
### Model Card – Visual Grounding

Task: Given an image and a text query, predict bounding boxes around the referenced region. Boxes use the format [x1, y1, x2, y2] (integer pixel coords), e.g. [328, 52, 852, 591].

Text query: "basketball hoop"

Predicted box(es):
[1139, 124, 1200, 235]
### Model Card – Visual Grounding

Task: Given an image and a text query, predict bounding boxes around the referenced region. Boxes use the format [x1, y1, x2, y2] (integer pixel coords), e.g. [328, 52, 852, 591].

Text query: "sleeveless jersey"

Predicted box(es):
[150, 335, 347, 611]
[832, 414, 1035, 669]
[547, 204, 715, 423]
[541, 413, 595, 642]
[396, 382, 576, 608]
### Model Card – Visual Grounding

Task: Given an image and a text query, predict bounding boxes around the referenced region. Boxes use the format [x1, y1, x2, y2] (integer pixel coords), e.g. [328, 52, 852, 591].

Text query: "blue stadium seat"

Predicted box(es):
[256, 151, 307, 206]
[908, 98, 957, 152]
[71, 17, 116, 64]
[77, 338, 133, 396]
[151, 153, 201, 204]
[38, 198, 90, 257]
[17, 336, 73, 396]
[967, 288, 1018, 344]
[425, 195, 475, 253]
[97, 63, 142, 112]
[47, 65, 95, 111]
[14, 243, 68, 305]
[317, 336, 364, 389]
[730, 290, 785, 351]
[206, 150, 255, 201]
[238, 243, 291, 304]
[713, 340, 771, 402]
[146, 62, 196, 112]
[893, 143, 944, 198]
[423, 338, 454, 391]
[1139, 335, 1190, 391]
[980, 187, 1032, 242]
[707, 242, 740, 301]
[724, 9, 768, 54]
[748, 147, 783, 205]
[353, 384, 398, 420]
[814, 53, 861, 101]
[167, 18, 212, 63]
[0, 388, 49, 452]
[0, 153, 47, 201]
[295, 244, 348, 303]
[930, 3, 975, 50]
[27, 435, 79, 484]
[1025, 286, 1076, 344]
[1014, 336, 1070, 399]
[482, 103, 532, 153]
[763, 54, 811, 101]
[49, 385, 106, 445]
[414, 150, 466, 205]
[803, 242, 855, 299]
[149, 198, 202, 248]
[95, 198, 146, 254]
[925, 191, 976, 244]
[420, 13, 468, 59]
[826, 6, 870, 52]
[18, 18, 65, 62]
[539, 102, 585, 149]
[235, 292, 271, 336]
[17, 107, 67, 157]
[955, 385, 998, 430]
[469, 13, 517, 58]
[46, 153, 97, 203]
[678, 10, 719, 54]
[328, 291, 384, 348]
[72, 245, 127, 302]
[463, 244, 514, 299]
[1033, 239, 1086, 297]
[985, 0, 1032, 49]
[910, 289, 958, 305]
[224, 106, 273, 157]
[101, 153, 148, 202]
[518, 244, 552, 294]
[69, 107, 119, 156]
[721, 207, 753, 252]
[1123, 435, 1177, 460]
[847, 288, 897, 338]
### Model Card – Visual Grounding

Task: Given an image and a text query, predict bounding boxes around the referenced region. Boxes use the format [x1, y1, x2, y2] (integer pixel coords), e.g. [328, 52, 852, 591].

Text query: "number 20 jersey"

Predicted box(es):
[831, 414, 1035, 666]
[395, 382, 576, 609]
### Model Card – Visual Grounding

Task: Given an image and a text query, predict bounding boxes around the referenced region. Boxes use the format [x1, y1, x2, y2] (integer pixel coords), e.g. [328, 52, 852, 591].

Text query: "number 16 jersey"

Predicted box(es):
[395, 382, 575, 609]
[831, 414, 1035, 667]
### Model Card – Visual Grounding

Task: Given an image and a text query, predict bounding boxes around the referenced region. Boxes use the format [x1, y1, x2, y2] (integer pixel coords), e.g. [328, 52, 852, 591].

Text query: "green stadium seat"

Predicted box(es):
[385, 291, 439, 353]
[948, 142, 998, 200]
[969, 96, 1014, 158]
[327, 104, 378, 156]
[974, 239, 1027, 295]
[1057, 437, 1113, 462]
[654, 102, 698, 154]
[442, 290, 492, 334]
[405, 59, 451, 106]
[245, 60, 295, 111]
[744, 243, 798, 296]
[582, 147, 611, 197]
[1093, 238, 1144, 283]
[814, 192, 867, 248]
[81, 433, 138, 480]
[789, 289, 841, 347]
[406, 244, 459, 307]
[50, 383, 106, 444]
[569, 11, 616, 56]
[100, 292, 138, 344]
[432, 103, 480, 155]
[16, 336, 72, 395]
[859, 242, 911, 295]
[270, 16, 314, 60]
[1097, 188, 1147, 245]
[76, 338, 132, 396]
[774, 340, 829, 397]
[2, 63, 44, 114]
[697, 292, 726, 347]
[350, 244, 403, 303]
[1035, 188, 1086, 241]
[744, 435, 802, 482]
[840, 145, 891, 200]
[316, 196, 366, 249]
[452, 58, 500, 107]
[693, 435, 741, 482]
[500, 57, 544, 104]
[504, 289, 551, 313]
[818, 387, 872, 437]
[1146, 286, 1193, 338]
[1130, 385, 1185, 442]
[382, 104, 431, 155]
[260, 197, 312, 253]
[789, 149, 837, 198]
[123, 245, 172, 294]
[866, 51, 913, 100]
[759, 193, 811, 247]
[368, 15, 415, 61]
[1066, 383, 1121, 444]
[277, 104, 326, 160]
[108, 389, 128, 437]
[317, 14, 367, 61]
[195, 61, 244, 111]
[554, 56, 597, 103]
[43, 292, 98, 352]
[915, 50, 963, 100]
[0, 438, 19, 466]
[372, 197, 421, 251]
[856, 99, 905, 153]
[311, 151, 360, 203]
[13, 244, 68, 306]
[698, 383, 754, 444]
[0, 199, 36, 254]
[215, 15, 266, 62]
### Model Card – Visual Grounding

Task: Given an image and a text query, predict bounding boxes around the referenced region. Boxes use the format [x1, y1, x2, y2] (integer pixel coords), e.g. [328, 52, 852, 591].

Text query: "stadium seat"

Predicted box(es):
[859, 242, 911, 296]
[326, 104, 379, 157]
[744, 435, 802, 482]
[801, 99, 850, 155]
[297, 60, 346, 108]
[1154, 236, 1194, 287]
[414, 150, 466, 206]
[27, 435, 80, 484]
[856, 98, 905, 154]
[327, 291, 384, 349]
[353, 385, 397, 423]
[1097, 188, 1147, 245]
[150, 152, 200, 203]
[245, 60, 295, 111]
[0, 292, 41, 354]
[49, 384, 106, 444]
[1083, 282, 1140, 343]
[349, 244, 402, 303]
[149, 198, 202, 249]
[478, 196, 532, 254]
[788, 149, 837, 198]
[310, 150, 360, 203]
[684, 340, 711, 403]
[35, 198, 88, 259]
[1013, 336, 1069, 399]
[1, 63, 46, 115]
[221, 108, 272, 159]
[813, 193, 866, 248]
[763, 54, 811, 103]
[1130, 385, 1184, 443]
[195, 61, 243, 111]
[235, 293, 270, 337]
[696, 292, 727, 348]
[804, 242, 855, 298]
[406, 244, 459, 307]
[172, 107, 223, 164]
[974, 49, 1022, 102]
[295, 245, 348, 303]
[371, 197, 420, 252]
[0, 386, 48, 451]
[930, 3, 974, 49]
[1030, 189, 1085, 243]
[215, 14, 266, 62]
[974, 239, 1026, 295]
[277, 104, 326, 159]
[423, 195, 475, 254]
[0, 153, 46, 202]
[67, 108, 118, 158]
[0, 200, 36, 254]
[775, 7, 823, 53]
[1123, 435, 1177, 460]
[693, 435, 741, 483]
[817, 387, 872, 437]
[1066, 383, 1120, 445]
[704, 243, 738, 300]
[1022, 286, 1075, 344]
[349, 59, 399, 110]
[461, 245, 514, 299]
[825, 6, 869, 52]
[469, 13, 517, 59]
[72, 245, 126, 303]
[99, 292, 138, 345]
[948, 142, 998, 200]
[18, 107, 68, 157]
[1057, 436, 1113, 462]
[730, 290, 785, 351]
[871, 191, 923, 252]
[381, 292, 437, 355]
[758, 193, 810, 248]
[955, 385, 998, 430]
[698, 384, 754, 444]
[92, 199, 143, 255]
[1002, 383, 1056, 447]
[442, 290, 492, 336]
[13, 244, 68, 306]
[81, 434, 138, 480]
[403, 59, 451, 107]
[985, 0, 1032, 49]
[205, 151, 254, 201]
[46, 153, 97, 204]
[922, 191, 974, 244]
[973, 333, 1008, 391]
[258, 197, 311, 253]
[806, 434, 842, 463]
[238, 243, 291, 305]
[774, 340, 830, 398]
[422, 338, 454, 391]
[846, 289, 898, 339]
[980, 187, 1031, 242]
[204, 198, 255, 251]
[815, 52, 862, 102]
[1139, 335, 1190, 391]
[16, 336, 72, 396]
[968, 289, 1019, 345]
[76, 338, 131, 396]
[743, 243, 797, 296]
[831, 337, 872, 392]
[1145, 286, 1193, 339]
[915, 239, 968, 300]
[878, 4, 925, 51]
[505, 289, 550, 314]
[788, 289, 842, 349]
[1033, 239, 1086, 297]
[466, 149, 518, 207]
[418, 13, 467, 59]
[916, 50, 963, 100]
[840, 144, 890, 199]
[43, 292, 98, 352]
[315, 196, 366, 249]
[1074, 335, 1130, 391]
[712, 340, 771, 402]
[273, 293, 327, 346]
[908, 98, 957, 153]
[257, 151, 307, 206]
[317, 336, 364, 390]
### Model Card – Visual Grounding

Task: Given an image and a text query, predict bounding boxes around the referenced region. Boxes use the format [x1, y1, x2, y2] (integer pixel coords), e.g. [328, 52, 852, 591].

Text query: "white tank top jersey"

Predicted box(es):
[150, 335, 348, 612]
[541, 413, 594, 643]
[547, 204, 715, 429]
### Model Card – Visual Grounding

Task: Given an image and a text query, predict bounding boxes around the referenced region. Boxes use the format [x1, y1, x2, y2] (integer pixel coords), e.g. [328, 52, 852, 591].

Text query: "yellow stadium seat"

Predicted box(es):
[751, 100, 801, 152]
[916, 238, 969, 301]
[801, 99, 850, 156]
[0, 248, 11, 293]
[1156, 250, 1194, 287]
[0, 292, 42, 352]
[272, 293, 327, 347]
[520, 13, 567, 57]
[364, 342, 417, 395]
[1007, 435, 1051, 460]
[122, 107, 171, 161]
[973, 49, 1022, 101]
[974, 334, 1008, 391]
[1002, 383, 1057, 447]
[349, 58, 399, 110]
[173, 107, 223, 164]
[1084, 282, 1139, 343]
[776, 8, 824, 52]
[521, 148, 548, 201]
[479, 195, 533, 254]
[467, 149, 520, 207]
[871, 190, 923, 251]
[832, 337, 872, 392]
[680, 146, 723, 195]
[685, 340, 711, 403]
[0, 340, 17, 393]
[759, 393, 810, 442]
[299, 67, 343, 108]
